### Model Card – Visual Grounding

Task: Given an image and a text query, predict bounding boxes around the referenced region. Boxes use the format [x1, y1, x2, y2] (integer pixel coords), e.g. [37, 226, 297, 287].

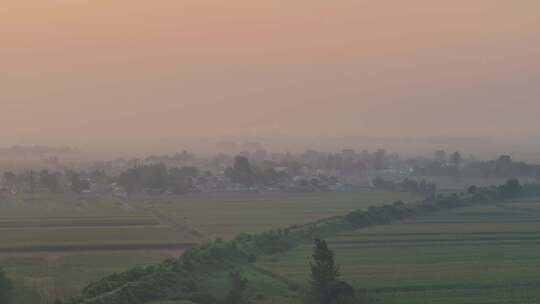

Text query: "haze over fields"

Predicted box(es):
[1, 1, 539, 155]
[3, 2, 540, 304]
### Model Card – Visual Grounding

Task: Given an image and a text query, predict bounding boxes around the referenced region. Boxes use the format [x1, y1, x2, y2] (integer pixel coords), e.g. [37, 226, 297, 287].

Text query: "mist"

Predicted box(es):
[1, 0, 539, 155]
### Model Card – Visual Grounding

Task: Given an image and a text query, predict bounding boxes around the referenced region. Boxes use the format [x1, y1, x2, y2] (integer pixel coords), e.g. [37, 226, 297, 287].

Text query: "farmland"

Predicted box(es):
[139, 191, 417, 239]
[7, 189, 540, 304]
[2, 252, 170, 304]
[255, 197, 540, 303]
[0, 190, 412, 302]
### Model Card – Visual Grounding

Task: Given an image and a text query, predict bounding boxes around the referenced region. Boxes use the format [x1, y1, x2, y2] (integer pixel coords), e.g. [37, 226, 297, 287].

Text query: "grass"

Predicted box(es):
[0, 226, 197, 249]
[2, 252, 170, 303]
[199, 266, 300, 303]
[1, 190, 413, 303]
[8, 191, 540, 303]
[0, 216, 158, 228]
[0, 193, 144, 218]
[255, 197, 540, 303]
[142, 190, 417, 238]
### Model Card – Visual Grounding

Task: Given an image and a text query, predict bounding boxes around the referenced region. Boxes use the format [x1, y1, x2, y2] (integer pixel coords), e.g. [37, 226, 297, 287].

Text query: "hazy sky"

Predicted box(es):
[1, 0, 539, 146]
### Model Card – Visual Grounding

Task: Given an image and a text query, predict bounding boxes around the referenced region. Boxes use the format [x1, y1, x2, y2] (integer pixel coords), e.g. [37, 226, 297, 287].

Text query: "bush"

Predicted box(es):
[0, 268, 13, 304]
[188, 293, 220, 304]
[224, 272, 248, 304]
[288, 282, 301, 292]
[82, 266, 155, 298]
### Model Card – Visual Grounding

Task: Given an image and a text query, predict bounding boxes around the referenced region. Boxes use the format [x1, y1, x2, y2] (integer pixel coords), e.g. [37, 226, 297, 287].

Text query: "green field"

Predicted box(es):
[0, 193, 145, 218]
[2, 252, 170, 304]
[0, 190, 412, 302]
[141, 191, 417, 239]
[255, 197, 540, 303]
[7, 191, 540, 303]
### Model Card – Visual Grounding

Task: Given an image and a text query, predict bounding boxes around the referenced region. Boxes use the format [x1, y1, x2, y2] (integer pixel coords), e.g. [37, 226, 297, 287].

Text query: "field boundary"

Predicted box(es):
[0, 242, 195, 253]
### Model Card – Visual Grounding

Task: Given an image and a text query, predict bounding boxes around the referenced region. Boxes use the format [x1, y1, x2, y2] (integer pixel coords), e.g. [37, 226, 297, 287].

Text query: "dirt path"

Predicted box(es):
[150, 208, 206, 238]
[124, 197, 207, 240]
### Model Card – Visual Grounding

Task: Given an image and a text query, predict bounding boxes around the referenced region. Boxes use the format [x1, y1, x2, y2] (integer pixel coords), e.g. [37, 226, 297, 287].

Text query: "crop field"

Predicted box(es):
[0, 190, 412, 302]
[0, 194, 196, 252]
[255, 197, 540, 303]
[2, 252, 170, 304]
[141, 190, 416, 239]
[0, 193, 144, 217]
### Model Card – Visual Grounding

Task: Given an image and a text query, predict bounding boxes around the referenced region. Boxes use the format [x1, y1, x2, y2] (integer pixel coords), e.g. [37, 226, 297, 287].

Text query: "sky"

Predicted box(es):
[1, 0, 539, 148]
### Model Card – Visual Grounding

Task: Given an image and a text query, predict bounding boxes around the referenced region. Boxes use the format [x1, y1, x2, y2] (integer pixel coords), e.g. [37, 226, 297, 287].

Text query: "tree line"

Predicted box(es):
[415, 154, 540, 179]
[372, 177, 437, 198]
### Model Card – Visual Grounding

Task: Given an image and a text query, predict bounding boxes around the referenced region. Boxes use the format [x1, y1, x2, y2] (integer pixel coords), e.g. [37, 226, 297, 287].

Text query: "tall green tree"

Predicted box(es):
[309, 239, 340, 296]
[28, 170, 36, 194]
[499, 178, 522, 198]
[308, 239, 360, 304]
[450, 151, 462, 168]
[228, 156, 255, 185]
[71, 174, 85, 193]
[225, 271, 248, 304]
[39, 170, 61, 193]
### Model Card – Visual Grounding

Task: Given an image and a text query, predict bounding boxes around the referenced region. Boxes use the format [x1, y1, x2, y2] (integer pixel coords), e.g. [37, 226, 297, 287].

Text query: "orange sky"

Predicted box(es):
[1, 0, 539, 146]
